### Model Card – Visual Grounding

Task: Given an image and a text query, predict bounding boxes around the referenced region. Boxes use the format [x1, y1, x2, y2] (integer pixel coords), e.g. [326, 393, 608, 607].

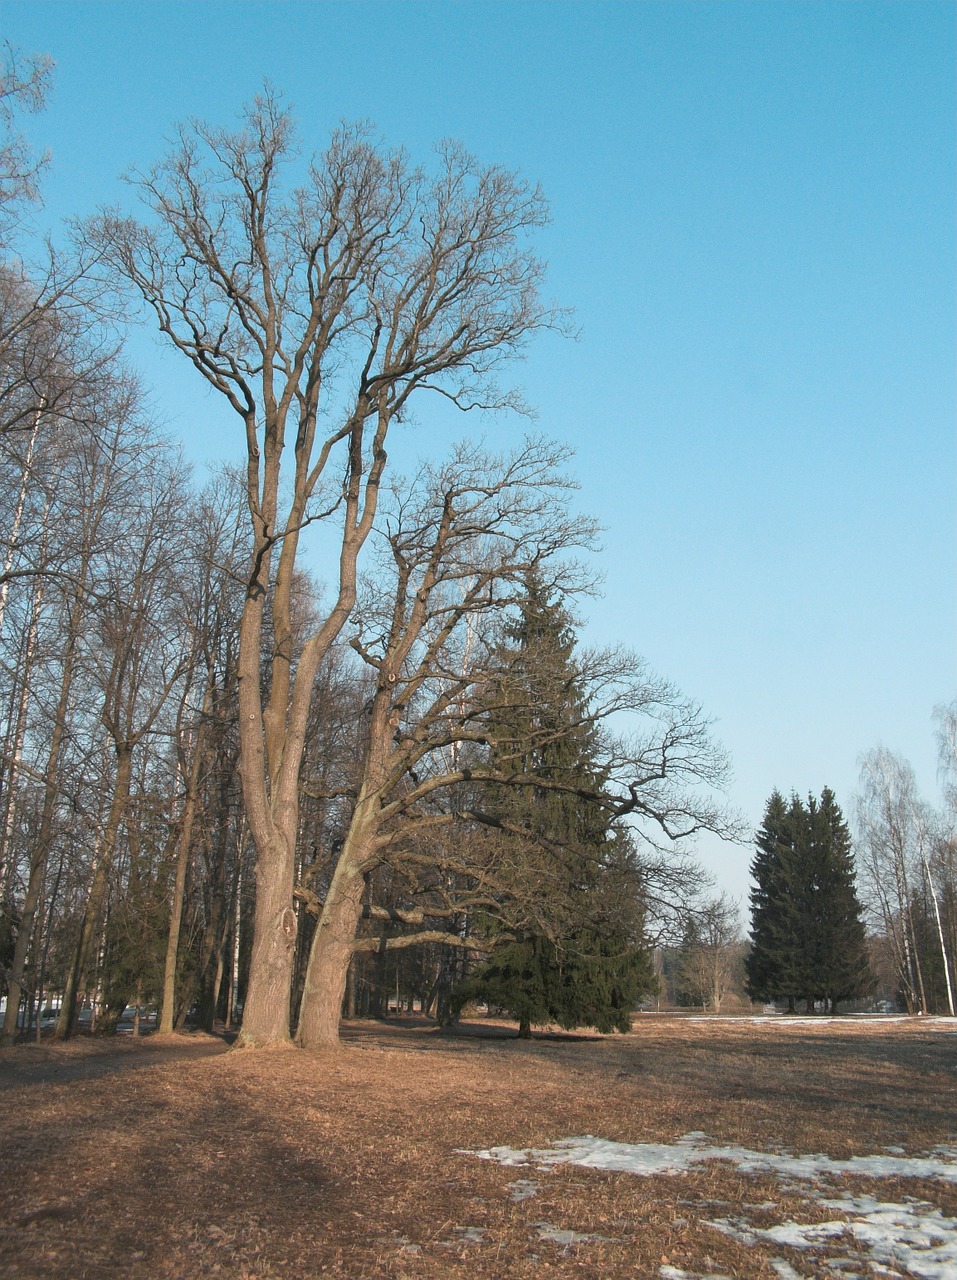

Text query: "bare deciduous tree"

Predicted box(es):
[91, 92, 562, 1046]
[675, 893, 742, 1012]
[1, 372, 157, 1043]
[292, 439, 739, 1047]
[158, 477, 247, 1034]
[0, 40, 53, 243]
[55, 438, 195, 1037]
[855, 746, 954, 1015]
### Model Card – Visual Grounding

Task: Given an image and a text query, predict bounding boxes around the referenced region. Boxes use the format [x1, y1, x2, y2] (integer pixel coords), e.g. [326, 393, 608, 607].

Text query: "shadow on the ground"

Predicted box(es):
[340, 1014, 602, 1048]
[0, 1030, 232, 1088]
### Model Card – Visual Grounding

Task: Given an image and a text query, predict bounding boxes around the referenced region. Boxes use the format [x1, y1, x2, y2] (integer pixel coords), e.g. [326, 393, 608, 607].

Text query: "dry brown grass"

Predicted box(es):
[0, 1015, 954, 1278]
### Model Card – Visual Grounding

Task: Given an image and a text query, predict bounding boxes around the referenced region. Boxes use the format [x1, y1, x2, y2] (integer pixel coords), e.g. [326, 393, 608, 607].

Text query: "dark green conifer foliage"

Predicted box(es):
[745, 790, 793, 1005]
[453, 576, 652, 1035]
[801, 788, 871, 1012]
[775, 793, 815, 1009]
[746, 788, 871, 1013]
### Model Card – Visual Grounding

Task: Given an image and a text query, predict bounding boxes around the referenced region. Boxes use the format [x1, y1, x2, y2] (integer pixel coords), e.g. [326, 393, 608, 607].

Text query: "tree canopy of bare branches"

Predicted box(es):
[292, 438, 740, 1046]
[89, 90, 564, 1045]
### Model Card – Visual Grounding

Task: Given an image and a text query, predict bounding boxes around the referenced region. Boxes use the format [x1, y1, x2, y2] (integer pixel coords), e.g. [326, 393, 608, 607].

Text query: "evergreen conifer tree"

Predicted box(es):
[453, 576, 653, 1035]
[746, 788, 871, 1013]
[745, 791, 794, 1007]
[802, 788, 871, 1012]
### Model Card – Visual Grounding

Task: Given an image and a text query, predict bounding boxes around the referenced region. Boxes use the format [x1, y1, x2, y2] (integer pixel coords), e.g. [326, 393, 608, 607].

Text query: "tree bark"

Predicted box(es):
[1, 637, 74, 1046]
[295, 851, 367, 1049]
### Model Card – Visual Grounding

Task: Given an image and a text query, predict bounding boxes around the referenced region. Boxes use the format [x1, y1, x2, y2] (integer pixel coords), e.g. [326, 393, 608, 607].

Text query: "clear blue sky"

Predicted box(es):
[6, 0, 955, 911]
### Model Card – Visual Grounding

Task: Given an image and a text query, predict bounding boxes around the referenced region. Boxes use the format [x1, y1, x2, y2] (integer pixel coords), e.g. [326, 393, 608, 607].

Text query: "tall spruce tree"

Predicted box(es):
[745, 791, 794, 1007]
[746, 788, 871, 1013]
[800, 788, 871, 1013]
[453, 577, 653, 1035]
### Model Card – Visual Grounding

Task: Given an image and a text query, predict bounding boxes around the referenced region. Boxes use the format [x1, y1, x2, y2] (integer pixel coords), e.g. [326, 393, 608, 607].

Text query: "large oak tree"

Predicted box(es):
[92, 92, 560, 1046]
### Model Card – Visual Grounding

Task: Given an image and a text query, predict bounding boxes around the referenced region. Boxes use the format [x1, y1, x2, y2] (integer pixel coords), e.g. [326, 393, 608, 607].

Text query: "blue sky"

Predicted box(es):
[6, 0, 955, 910]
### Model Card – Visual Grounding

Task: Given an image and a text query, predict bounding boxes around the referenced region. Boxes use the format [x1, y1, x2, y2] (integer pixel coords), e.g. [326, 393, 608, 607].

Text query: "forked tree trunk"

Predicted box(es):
[295, 802, 384, 1050]
[233, 582, 305, 1048]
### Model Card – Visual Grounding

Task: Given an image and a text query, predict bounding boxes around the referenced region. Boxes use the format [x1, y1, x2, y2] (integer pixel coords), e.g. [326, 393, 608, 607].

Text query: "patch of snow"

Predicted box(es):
[768, 1261, 804, 1280]
[534, 1222, 616, 1248]
[680, 1014, 957, 1031]
[469, 1132, 957, 1185]
[708, 1199, 957, 1280]
[445, 1225, 487, 1244]
[468, 1134, 957, 1277]
[507, 1178, 541, 1201]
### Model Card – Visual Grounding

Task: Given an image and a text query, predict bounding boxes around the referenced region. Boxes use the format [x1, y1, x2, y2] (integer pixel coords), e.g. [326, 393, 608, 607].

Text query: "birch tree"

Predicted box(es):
[856, 748, 936, 1012]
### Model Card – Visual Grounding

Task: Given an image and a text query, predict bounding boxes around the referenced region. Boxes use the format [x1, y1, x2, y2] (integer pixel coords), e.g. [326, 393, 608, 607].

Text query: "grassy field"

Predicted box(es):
[0, 1015, 954, 1278]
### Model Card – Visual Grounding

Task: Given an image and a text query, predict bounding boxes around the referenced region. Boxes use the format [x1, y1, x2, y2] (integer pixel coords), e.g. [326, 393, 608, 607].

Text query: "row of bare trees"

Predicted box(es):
[0, 48, 263, 1039]
[0, 360, 255, 1042]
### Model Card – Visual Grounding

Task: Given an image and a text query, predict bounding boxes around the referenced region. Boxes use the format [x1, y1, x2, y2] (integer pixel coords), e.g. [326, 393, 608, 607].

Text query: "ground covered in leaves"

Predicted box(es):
[0, 1015, 955, 1278]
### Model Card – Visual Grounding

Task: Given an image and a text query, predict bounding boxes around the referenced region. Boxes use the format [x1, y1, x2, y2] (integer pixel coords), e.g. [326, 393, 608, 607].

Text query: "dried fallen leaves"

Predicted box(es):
[0, 1015, 954, 1278]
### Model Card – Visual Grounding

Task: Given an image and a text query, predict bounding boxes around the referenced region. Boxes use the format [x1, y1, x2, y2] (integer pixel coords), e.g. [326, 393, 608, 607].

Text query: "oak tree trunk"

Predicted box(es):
[296, 839, 371, 1049]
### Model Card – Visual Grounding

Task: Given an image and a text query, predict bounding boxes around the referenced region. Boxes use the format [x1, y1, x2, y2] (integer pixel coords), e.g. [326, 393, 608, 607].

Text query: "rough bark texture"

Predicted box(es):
[295, 859, 366, 1049]
[236, 831, 299, 1047]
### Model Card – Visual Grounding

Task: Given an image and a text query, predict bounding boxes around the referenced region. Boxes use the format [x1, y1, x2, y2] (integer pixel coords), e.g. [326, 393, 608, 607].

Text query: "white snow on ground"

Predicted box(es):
[533, 1223, 615, 1248]
[658, 1269, 735, 1280]
[467, 1134, 957, 1277]
[471, 1131, 957, 1184]
[507, 1179, 543, 1202]
[448, 1226, 487, 1244]
[679, 1015, 957, 1031]
[707, 1196, 957, 1279]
